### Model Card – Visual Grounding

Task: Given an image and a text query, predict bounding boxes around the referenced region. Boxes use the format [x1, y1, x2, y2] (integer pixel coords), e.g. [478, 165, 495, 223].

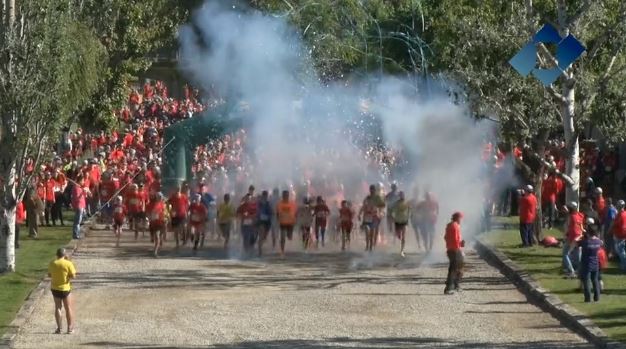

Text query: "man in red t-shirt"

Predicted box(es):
[189, 194, 208, 251]
[168, 185, 189, 247]
[518, 185, 538, 247]
[313, 196, 330, 248]
[444, 212, 465, 295]
[126, 184, 146, 240]
[542, 174, 559, 229]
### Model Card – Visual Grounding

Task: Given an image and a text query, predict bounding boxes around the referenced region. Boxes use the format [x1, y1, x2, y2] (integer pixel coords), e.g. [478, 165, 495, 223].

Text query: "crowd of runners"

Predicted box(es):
[15, 81, 449, 259]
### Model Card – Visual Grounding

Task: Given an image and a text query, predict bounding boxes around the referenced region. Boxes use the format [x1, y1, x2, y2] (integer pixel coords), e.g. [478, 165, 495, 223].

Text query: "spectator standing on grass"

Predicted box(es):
[518, 185, 537, 247]
[602, 198, 617, 258]
[610, 199, 626, 272]
[48, 248, 77, 334]
[563, 202, 584, 278]
[25, 182, 39, 238]
[578, 223, 602, 302]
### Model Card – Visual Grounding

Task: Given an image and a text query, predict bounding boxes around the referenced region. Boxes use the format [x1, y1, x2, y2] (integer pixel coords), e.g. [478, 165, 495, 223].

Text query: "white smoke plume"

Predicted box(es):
[178, 1, 496, 259]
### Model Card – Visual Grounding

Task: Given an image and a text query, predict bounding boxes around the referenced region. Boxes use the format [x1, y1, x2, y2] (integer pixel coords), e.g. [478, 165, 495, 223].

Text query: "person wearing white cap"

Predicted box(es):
[563, 201, 584, 278]
[518, 185, 537, 247]
[594, 187, 606, 225]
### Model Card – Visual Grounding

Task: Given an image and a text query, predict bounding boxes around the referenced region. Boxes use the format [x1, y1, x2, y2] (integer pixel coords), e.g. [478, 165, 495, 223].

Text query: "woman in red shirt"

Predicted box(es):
[146, 193, 166, 257]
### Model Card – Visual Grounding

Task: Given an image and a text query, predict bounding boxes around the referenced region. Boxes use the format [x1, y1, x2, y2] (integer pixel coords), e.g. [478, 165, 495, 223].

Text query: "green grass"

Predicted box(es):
[0, 219, 72, 337]
[483, 221, 626, 343]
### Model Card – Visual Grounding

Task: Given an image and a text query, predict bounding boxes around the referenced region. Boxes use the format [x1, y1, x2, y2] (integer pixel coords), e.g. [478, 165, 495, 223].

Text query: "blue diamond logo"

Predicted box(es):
[509, 24, 585, 86]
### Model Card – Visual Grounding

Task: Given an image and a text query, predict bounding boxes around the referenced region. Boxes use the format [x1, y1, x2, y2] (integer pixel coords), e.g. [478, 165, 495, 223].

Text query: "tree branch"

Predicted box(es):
[569, 0, 593, 32]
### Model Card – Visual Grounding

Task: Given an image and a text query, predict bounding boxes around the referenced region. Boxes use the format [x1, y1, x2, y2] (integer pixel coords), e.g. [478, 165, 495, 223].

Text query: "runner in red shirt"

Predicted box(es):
[146, 193, 166, 257]
[125, 184, 146, 240]
[99, 173, 119, 226]
[168, 185, 189, 247]
[313, 196, 330, 248]
[339, 200, 354, 251]
[189, 194, 208, 251]
[112, 196, 126, 247]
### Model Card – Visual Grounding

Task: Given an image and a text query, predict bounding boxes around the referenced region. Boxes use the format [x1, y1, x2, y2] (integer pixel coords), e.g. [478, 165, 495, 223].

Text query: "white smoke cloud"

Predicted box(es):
[178, 1, 498, 259]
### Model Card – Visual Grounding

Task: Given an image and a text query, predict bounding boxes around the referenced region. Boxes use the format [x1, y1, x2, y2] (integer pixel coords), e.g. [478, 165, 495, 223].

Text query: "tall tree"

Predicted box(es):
[74, 0, 192, 130]
[0, 0, 104, 272]
[429, 0, 626, 205]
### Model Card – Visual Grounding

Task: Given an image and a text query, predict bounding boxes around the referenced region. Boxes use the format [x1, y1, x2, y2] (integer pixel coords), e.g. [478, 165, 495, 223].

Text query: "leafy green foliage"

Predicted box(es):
[73, 0, 193, 130]
[0, 0, 105, 198]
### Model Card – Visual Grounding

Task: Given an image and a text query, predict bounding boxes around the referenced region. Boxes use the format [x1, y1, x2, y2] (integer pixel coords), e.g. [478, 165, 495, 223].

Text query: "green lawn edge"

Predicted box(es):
[0, 223, 72, 337]
[483, 219, 626, 343]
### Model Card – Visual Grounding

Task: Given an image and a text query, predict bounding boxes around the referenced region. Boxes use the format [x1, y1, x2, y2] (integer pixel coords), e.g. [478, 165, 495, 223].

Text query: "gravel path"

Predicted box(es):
[12, 228, 594, 349]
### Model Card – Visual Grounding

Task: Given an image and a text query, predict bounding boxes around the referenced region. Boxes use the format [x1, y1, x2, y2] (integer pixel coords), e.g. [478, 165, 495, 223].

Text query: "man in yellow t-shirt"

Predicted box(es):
[48, 248, 77, 334]
[217, 193, 236, 249]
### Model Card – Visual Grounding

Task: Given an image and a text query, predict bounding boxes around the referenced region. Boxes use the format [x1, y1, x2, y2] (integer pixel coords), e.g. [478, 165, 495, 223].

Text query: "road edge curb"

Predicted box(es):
[475, 238, 626, 349]
[0, 222, 88, 349]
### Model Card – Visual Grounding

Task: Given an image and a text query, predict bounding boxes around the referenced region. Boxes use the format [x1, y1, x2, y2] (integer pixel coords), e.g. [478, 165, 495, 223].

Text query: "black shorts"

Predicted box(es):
[51, 289, 70, 299]
[132, 212, 146, 220]
[280, 224, 294, 240]
[171, 217, 185, 228]
[258, 221, 271, 231]
[395, 222, 408, 230]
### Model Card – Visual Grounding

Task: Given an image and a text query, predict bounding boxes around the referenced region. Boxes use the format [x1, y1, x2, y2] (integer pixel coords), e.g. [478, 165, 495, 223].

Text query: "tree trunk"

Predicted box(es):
[0, 163, 17, 273]
[533, 130, 549, 239]
[562, 82, 580, 205]
[0, 204, 16, 273]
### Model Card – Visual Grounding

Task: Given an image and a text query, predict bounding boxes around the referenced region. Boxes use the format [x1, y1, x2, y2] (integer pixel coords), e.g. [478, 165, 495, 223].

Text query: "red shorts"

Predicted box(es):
[341, 222, 353, 232]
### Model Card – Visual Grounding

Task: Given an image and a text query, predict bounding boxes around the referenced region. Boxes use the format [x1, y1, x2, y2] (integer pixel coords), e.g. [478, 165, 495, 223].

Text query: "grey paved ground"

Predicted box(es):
[11, 228, 594, 349]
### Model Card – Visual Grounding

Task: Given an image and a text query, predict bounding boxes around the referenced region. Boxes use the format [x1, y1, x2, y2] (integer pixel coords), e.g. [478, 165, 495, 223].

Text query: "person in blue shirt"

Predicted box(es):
[578, 221, 603, 303]
[199, 186, 216, 240]
[257, 190, 273, 256]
